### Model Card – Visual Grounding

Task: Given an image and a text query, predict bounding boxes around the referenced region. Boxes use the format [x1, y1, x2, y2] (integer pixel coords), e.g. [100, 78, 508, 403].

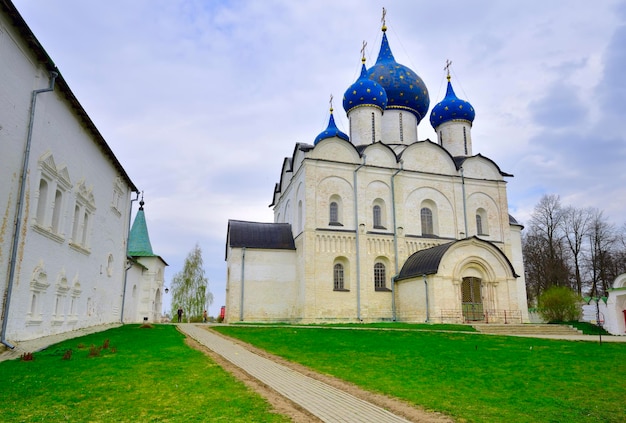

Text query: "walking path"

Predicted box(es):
[178, 323, 413, 423]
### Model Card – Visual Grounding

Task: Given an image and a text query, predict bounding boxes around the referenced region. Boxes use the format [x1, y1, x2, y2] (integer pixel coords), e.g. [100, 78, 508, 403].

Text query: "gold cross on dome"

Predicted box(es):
[329, 94, 334, 111]
[361, 40, 367, 61]
[444, 59, 452, 80]
[381, 7, 387, 27]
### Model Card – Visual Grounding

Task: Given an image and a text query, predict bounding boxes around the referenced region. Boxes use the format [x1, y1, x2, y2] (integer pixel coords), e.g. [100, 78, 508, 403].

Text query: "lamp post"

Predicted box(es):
[591, 296, 604, 345]
[163, 287, 169, 322]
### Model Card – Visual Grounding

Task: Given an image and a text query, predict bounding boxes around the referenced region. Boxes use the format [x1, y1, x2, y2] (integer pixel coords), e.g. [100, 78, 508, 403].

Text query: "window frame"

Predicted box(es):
[374, 262, 388, 291]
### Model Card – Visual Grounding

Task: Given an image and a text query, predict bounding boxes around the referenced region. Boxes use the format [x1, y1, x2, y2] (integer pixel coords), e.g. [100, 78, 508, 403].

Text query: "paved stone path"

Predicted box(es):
[178, 324, 412, 423]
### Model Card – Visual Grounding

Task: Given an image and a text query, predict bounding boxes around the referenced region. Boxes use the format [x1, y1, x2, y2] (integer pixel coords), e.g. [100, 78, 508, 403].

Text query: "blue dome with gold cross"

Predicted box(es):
[343, 59, 388, 114]
[430, 76, 475, 129]
[314, 108, 349, 145]
[366, 29, 429, 123]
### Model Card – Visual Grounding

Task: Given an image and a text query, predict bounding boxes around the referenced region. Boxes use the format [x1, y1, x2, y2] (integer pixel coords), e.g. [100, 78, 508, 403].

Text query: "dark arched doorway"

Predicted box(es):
[462, 277, 483, 321]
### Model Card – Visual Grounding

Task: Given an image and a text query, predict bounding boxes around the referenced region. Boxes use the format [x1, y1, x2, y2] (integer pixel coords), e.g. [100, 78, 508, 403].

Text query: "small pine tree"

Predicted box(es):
[538, 286, 581, 323]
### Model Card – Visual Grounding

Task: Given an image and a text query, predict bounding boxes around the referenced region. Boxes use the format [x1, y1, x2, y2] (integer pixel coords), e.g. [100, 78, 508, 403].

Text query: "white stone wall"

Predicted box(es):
[437, 120, 473, 156]
[380, 110, 418, 144]
[347, 106, 383, 145]
[123, 256, 166, 323]
[261, 133, 529, 323]
[225, 248, 298, 322]
[1, 11, 134, 342]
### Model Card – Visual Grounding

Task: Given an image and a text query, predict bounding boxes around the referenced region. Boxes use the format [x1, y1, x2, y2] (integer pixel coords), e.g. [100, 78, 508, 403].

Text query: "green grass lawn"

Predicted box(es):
[212, 325, 626, 423]
[0, 325, 289, 422]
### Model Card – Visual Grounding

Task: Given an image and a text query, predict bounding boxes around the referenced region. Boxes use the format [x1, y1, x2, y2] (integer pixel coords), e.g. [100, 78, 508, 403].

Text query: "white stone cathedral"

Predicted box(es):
[225, 19, 529, 324]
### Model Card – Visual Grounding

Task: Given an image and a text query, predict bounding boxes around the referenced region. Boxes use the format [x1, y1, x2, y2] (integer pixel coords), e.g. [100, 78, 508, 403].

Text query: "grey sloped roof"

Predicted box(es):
[397, 242, 454, 281]
[227, 220, 295, 251]
[397, 237, 519, 281]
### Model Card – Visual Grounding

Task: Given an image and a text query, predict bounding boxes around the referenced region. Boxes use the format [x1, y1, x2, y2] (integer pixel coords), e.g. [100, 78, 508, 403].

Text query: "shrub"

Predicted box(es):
[88, 344, 101, 357]
[538, 286, 581, 323]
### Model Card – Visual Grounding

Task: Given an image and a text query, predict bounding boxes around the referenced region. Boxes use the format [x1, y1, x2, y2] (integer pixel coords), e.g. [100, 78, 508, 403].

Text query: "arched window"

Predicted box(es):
[374, 263, 386, 290]
[333, 263, 344, 290]
[371, 112, 376, 144]
[373, 205, 382, 228]
[421, 207, 433, 235]
[329, 202, 339, 224]
[476, 208, 489, 236]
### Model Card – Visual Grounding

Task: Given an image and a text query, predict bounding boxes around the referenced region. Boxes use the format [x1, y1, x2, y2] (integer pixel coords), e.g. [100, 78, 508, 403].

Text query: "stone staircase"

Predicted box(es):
[473, 323, 583, 336]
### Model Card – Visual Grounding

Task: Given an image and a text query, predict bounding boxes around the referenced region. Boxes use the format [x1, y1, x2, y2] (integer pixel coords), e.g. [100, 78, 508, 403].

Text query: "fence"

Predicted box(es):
[439, 309, 523, 324]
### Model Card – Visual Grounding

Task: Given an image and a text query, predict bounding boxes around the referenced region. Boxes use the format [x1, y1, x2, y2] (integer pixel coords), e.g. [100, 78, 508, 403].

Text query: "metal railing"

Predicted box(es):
[439, 309, 523, 324]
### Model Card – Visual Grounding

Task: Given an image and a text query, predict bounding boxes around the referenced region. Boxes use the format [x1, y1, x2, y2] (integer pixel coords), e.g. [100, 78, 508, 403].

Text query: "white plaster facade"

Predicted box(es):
[0, 2, 159, 344]
[123, 256, 166, 324]
[581, 273, 626, 336]
[225, 24, 529, 324]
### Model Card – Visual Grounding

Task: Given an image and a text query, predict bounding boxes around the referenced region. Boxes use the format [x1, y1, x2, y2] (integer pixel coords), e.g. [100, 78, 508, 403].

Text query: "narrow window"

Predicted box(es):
[71, 205, 81, 242]
[463, 127, 468, 155]
[476, 208, 489, 235]
[329, 202, 339, 224]
[439, 131, 443, 146]
[373, 205, 381, 228]
[36, 179, 49, 225]
[51, 189, 63, 233]
[371, 113, 375, 144]
[334, 263, 344, 290]
[30, 294, 37, 315]
[374, 263, 386, 290]
[421, 207, 433, 235]
[399, 112, 404, 143]
[297, 200, 303, 233]
[81, 212, 90, 246]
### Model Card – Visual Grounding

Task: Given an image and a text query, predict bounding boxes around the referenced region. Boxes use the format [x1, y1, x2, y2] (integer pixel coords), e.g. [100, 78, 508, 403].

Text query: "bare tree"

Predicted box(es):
[527, 195, 571, 291]
[586, 209, 615, 297]
[562, 206, 592, 296]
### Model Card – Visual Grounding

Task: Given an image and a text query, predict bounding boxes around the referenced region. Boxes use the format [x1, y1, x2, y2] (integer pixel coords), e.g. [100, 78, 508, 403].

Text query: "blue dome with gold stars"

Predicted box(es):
[343, 61, 388, 114]
[430, 78, 475, 129]
[314, 109, 349, 145]
[366, 30, 429, 123]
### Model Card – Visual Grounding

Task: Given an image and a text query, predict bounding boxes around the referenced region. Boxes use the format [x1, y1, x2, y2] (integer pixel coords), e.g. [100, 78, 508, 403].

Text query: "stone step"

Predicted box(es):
[473, 324, 583, 335]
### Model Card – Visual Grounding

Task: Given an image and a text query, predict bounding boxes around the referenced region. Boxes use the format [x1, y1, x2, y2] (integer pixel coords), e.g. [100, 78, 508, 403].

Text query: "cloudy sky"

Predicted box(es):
[13, 0, 626, 315]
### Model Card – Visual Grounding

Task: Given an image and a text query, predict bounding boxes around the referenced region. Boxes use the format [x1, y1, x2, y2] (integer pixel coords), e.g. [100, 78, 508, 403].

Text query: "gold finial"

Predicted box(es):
[444, 59, 452, 81]
[381, 7, 387, 32]
[329, 94, 334, 113]
[361, 40, 367, 63]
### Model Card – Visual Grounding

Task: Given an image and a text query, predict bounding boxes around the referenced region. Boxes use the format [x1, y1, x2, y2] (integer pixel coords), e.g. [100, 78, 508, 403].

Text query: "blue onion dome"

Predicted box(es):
[314, 107, 349, 145]
[430, 75, 476, 129]
[366, 28, 430, 123]
[343, 58, 388, 114]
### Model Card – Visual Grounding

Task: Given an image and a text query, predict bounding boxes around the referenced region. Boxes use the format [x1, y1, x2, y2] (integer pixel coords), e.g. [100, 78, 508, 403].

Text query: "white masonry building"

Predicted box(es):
[225, 20, 529, 324]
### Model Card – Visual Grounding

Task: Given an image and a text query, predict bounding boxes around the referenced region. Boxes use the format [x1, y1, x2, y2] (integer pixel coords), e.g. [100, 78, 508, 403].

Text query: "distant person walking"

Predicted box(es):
[177, 307, 183, 323]
[203, 310, 208, 323]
